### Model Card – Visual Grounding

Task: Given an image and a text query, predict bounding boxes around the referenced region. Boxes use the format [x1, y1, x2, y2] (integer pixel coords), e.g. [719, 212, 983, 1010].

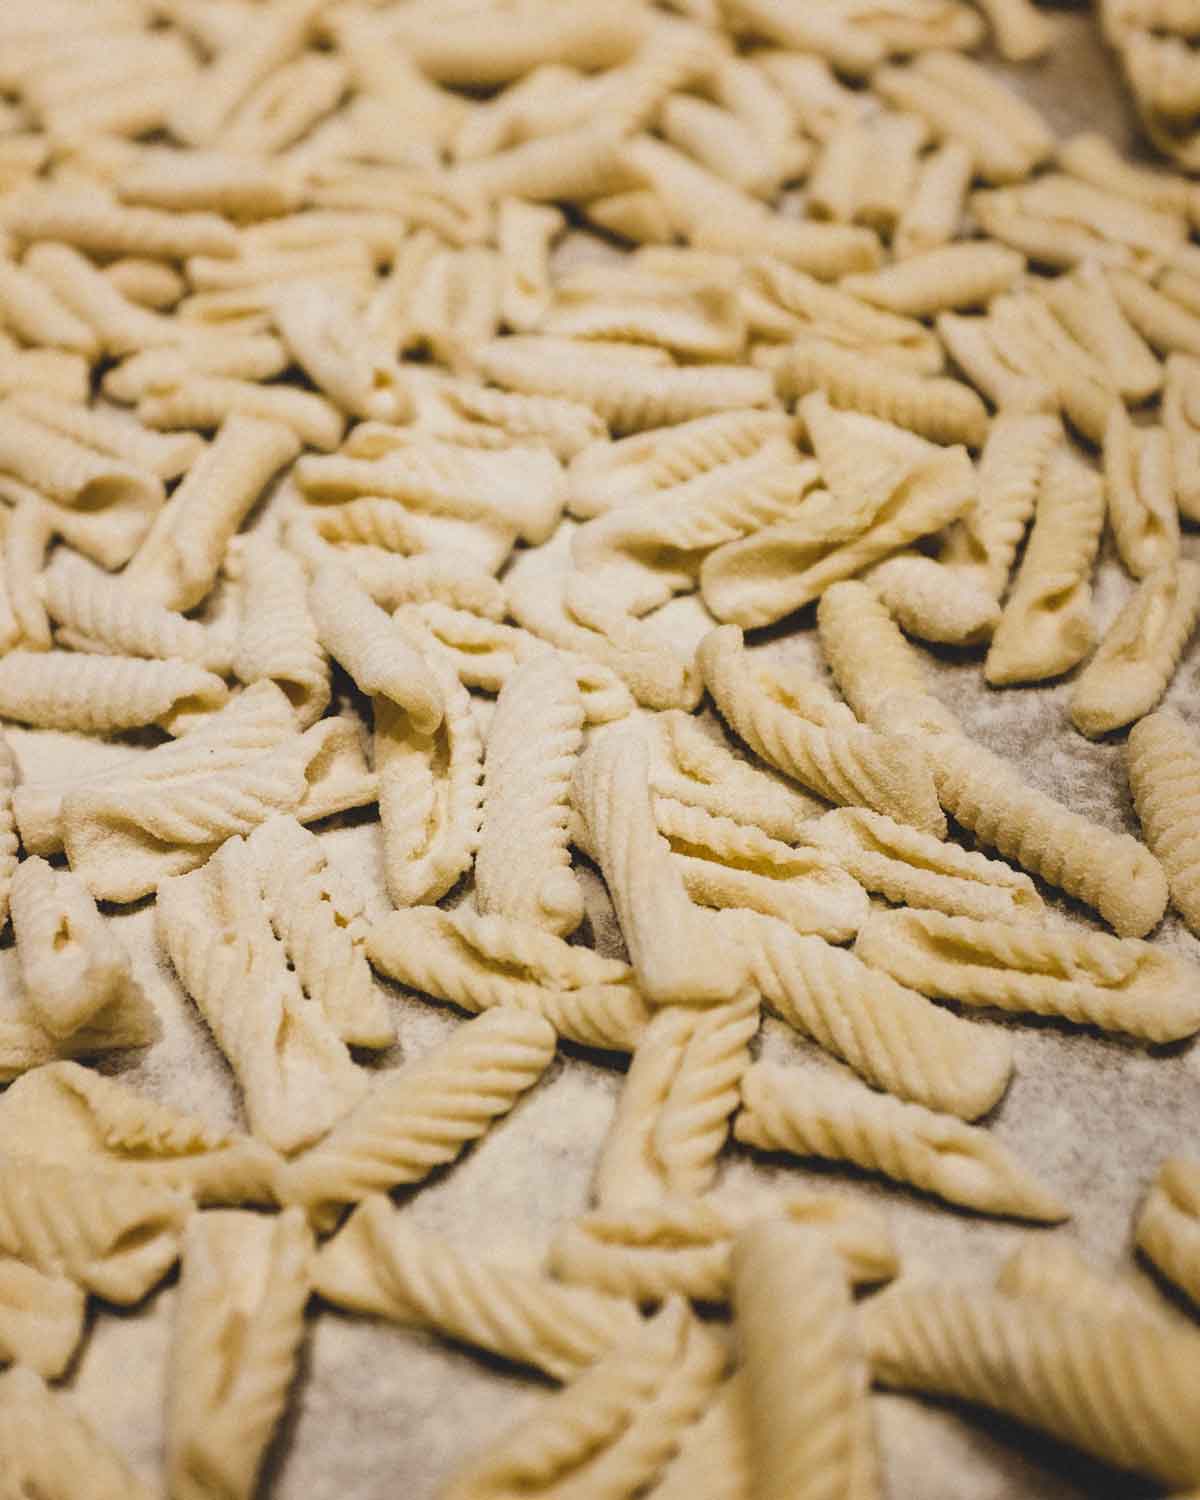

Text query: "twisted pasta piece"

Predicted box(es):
[862, 1281, 1200, 1488]
[734, 1220, 879, 1500]
[476, 654, 585, 937]
[744, 911, 1012, 1118]
[930, 732, 1168, 938]
[805, 806, 1042, 922]
[1078, 561, 1200, 738]
[1137, 1157, 1200, 1309]
[232, 538, 329, 727]
[735, 1063, 1066, 1221]
[0, 650, 226, 735]
[573, 722, 749, 1005]
[1128, 710, 1200, 933]
[313, 1194, 644, 1380]
[857, 907, 1200, 1041]
[699, 626, 945, 836]
[548, 1189, 897, 1305]
[0, 1261, 85, 1378]
[283, 1008, 555, 1219]
[366, 905, 651, 1054]
[0, 1153, 188, 1302]
[167, 1208, 312, 1500]
[375, 631, 483, 907]
[0, 1061, 281, 1205]
[158, 835, 368, 1154]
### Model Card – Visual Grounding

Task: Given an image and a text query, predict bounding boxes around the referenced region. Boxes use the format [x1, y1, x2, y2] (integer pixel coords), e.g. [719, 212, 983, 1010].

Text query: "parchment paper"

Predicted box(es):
[23, 16, 1200, 1498]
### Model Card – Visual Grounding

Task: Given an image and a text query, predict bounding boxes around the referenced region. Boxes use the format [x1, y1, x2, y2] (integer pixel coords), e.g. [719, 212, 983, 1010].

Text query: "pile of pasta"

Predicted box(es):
[1102, 0, 1200, 168]
[5, 0, 1200, 1496]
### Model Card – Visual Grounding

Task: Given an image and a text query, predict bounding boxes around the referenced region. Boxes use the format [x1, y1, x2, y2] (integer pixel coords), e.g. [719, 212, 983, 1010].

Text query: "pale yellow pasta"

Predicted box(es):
[864, 553, 1001, 646]
[2, 186, 238, 261]
[752, 52, 873, 140]
[0, 962, 159, 1081]
[1128, 710, 1200, 934]
[934, 312, 1056, 414]
[0, 402, 164, 522]
[542, 270, 746, 363]
[1110, 265, 1200, 357]
[451, 124, 639, 205]
[985, 291, 1116, 442]
[431, 381, 607, 462]
[125, 412, 299, 610]
[1019, 173, 1187, 263]
[914, 50, 1056, 157]
[1104, 407, 1180, 580]
[158, 834, 367, 1155]
[1164, 353, 1200, 522]
[986, 445, 1105, 685]
[23, 240, 189, 355]
[101, 335, 289, 402]
[698, 625, 945, 835]
[1038, 261, 1163, 404]
[498, 197, 563, 332]
[996, 1238, 1175, 1326]
[735, 1061, 1066, 1221]
[116, 146, 302, 220]
[0, 1261, 85, 1378]
[102, 257, 187, 313]
[12, 391, 203, 480]
[874, 63, 1045, 184]
[230, 537, 328, 726]
[894, 141, 973, 258]
[0, 650, 225, 735]
[661, 93, 797, 201]
[587, 188, 677, 244]
[1136, 1157, 1200, 1310]
[850, 112, 929, 233]
[808, 121, 886, 226]
[594, 995, 759, 1209]
[726, 0, 885, 74]
[0, 341, 89, 402]
[185, 243, 374, 293]
[137, 372, 345, 452]
[734, 1220, 878, 1500]
[2, 497, 49, 651]
[283, 1008, 555, 1219]
[0, 257, 98, 355]
[650, 1376, 750, 1500]
[272, 280, 407, 423]
[167, 1208, 312, 1500]
[972, 0, 1059, 59]
[313, 1194, 644, 1380]
[1059, 130, 1195, 215]
[842, 242, 1025, 317]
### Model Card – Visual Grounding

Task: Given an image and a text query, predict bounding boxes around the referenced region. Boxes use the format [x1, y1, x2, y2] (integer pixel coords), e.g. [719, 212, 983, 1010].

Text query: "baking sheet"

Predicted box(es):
[25, 14, 1200, 1498]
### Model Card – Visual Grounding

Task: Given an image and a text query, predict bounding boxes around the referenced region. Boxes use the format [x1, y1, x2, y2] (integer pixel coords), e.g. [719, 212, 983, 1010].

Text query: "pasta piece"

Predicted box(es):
[101, 337, 289, 402]
[894, 141, 973, 259]
[1128, 710, 1200, 934]
[857, 907, 1200, 1040]
[726, 0, 884, 73]
[755, 52, 873, 140]
[1137, 1158, 1200, 1309]
[758, 338, 989, 447]
[0, 1368, 157, 1500]
[104, 257, 186, 309]
[804, 806, 1043, 922]
[366, 905, 650, 1054]
[595, 995, 759, 1209]
[2, 186, 239, 260]
[1110, 266, 1200, 357]
[138, 373, 345, 452]
[273, 280, 407, 423]
[573, 723, 750, 1005]
[542, 269, 747, 363]
[314, 1194, 644, 1380]
[2, 496, 50, 651]
[931, 731, 1168, 937]
[935, 311, 1057, 414]
[874, 65, 1043, 184]
[0, 1060, 281, 1205]
[442, 1298, 724, 1500]
[230, 538, 328, 726]
[431, 381, 606, 463]
[1164, 354, 1200, 523]
[841, 242, 1025, 317]
[498, 198, 562, 332]
[0, 258, 98, 355]
[0, 1261, 85, 1378]
[476, 655, 584, 937]
[376, 629, 483, 908]
[742, 910, 1013, 1118]
[1104, 406, 1180, 580]
[0, 651, 226, 735]
[167, 1208, 311, 1500]
[9, 391, 203, 480]
[997, 1239, 1173, 1326]
[283, 1008, 555, 1219]
[1071, 562, 1200, 737]
[157, 834, 368, 1154]
[587, 188, 674, 244]
[0, 957, 159, 1082]
[126, 412, 300, 611]
[23, 240, 185, 357]
[734, 1220, 878, 1500]
[309, 559, 444, 736]
[698, 626, 946, 836]
[863, 553, 1001, 646]
[985, 445, 1105, 685]
[0, 343, 89, 402]
[0, 733, 14, 928]
[0, 402, 163, 519]
[548, 1189, 897, 1304]
[1059, 130, 1193, 215]
[116, 147, 301, 220]
[735, 1062, 1066, 1221]
[862, 1282, 1200, 1488]
[1038, 262, 1163, 405]
[974, 0, 1059, 60]
[649, 1374, 749, 1500]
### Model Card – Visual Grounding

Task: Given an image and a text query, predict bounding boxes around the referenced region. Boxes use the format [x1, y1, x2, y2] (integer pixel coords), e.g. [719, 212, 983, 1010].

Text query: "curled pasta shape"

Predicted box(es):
[231, 538, 329, 727]
[1104, 406, 1180, 580]
[0, 650, 226, 736]
[0, 259, 98, 356]
[843, 241, 1025, 317]
[1127, 710, 1200, 935]
[0, 1261, 85, 1379]
[3, 186, 238, 260]
[1038, 262, 1162, 405]
[1136, 1157, 1200, 1310]
[863, 553, 1000, 647]
[137, 372, 346, 453]
[273, 280, 408, 423]
[0, 402, 163, 516]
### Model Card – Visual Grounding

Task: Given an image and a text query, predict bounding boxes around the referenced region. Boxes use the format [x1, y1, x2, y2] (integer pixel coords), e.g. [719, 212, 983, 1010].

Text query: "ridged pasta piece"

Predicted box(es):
[931, 731, 1168, 937]
[734, 1220, 878, 1500]
[893, 141, 973, 259]
[861, 1281, 1200, 1488]
[857, 907, 1200, 1041]
[309, 559, 444, 736]
[0, 956, 159, 1081]
[874, 64, 1046, 184]
[138, 373, 345, 452]
[842, 242, 1025, 317]
[804, 806, 1043, 922]
[116, 146, 301, 219]
[476, 654, 585, 937]
[735, 1062, 1066, 1221]
[442, 1298, 724, 1500]
[572, 722, 750, 1006]
[0, 1260, 86, 1378]
[2, 185, 239, 260]
[329, 549, 507, 622]
[698, 625, 945, 837]
[973, 0, 1059, 58]
[1110, 265, 1200, 357]
[2, 496, 50, 651]
[0, 650, 226, 735]
[167, 1207, 312, 1500]
[10, 855, 140, 1040]
[450, 125, 641, 204]
[314, 1194, 643, 1379]
[1137, 1157, 1200, 1309]
[0, 1151, 187, 1301]
[1071, 561, 1200, 737]
[245, 814, 394, 1050]
[742, 910, 1013, 1118]
[548, 1188, 897, 1305]
[42, 550, 231, 671]
[862, 553, 1001, 646]
[23, 240, 192, 357]
[430, 381, 605, 464]
[157, 834, 368, 1154]
[0, 1060, 281, 1205]
[1104, 406, 1180, 580]
[985, 445, 1105, 685]
[1038, 262, 1163, 405]
[0, 402, 164, 520]
[376, 629, 483, 908]
[497, 198, 562, 332]
[935, 311, 1057, 414]
[758, 338, 988, 447]
[542, 268, 747, 362]
[10, 389, 203, 479]
[273, 280, 407, 423]
[0, 1367, 158, 1500]
[1163, 353, 1200, 523]
[126, 412, 299, 611]
[595, 995, 759, 1209]
[1128, 710, 1200, 934]
[0, 258, 99, 355]
[102, 336, 290, 402]
[282, 1008, 555, 1219]
[230, 538, 328, 727]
